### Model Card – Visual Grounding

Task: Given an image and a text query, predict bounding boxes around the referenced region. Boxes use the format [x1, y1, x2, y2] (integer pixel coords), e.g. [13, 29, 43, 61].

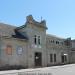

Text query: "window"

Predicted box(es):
[50, 54, 53, 62]
[54, 54, 56, 62]
[52, 40, 54, 43]
[50, 40, 54, 43]
[34, 35, 41, 45]
[38, 36, 41, 45]
[61, 55, 67, 63]
[34, 35, 37, 45]
[51, 40, 53, 43]
[56, 41, 59, 44]
[17, 46, 23, 55]
[50, 54, 56, 63]
[64, 56, 67, 62]
[6, 45, 12, 55]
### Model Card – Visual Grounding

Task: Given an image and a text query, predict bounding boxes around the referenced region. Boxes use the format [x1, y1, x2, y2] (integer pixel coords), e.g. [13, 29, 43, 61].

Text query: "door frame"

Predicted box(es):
[34, 52, 42, 67]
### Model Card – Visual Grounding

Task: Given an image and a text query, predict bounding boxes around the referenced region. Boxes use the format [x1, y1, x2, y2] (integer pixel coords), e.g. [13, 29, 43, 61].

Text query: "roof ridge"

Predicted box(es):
[0, 22, 17, 28]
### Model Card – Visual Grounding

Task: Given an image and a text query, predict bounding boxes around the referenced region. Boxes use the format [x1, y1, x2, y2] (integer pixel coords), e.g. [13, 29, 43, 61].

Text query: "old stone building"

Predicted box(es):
[0, 15, 73, 68]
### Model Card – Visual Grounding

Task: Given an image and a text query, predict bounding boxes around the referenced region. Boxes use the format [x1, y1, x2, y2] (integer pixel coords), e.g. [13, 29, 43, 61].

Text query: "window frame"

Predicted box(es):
[54, 54, 56, 62]
[6, 45, 12, 55]
[34, 35, 37, 45]
[50, 54, 53, 62]
[38, 35, 41, 45]
[33, 35, 41, 46]
[17, 46, 23, 55]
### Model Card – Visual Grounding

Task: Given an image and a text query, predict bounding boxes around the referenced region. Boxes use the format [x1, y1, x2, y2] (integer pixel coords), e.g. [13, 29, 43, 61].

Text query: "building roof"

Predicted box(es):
[12, 29, 28, 40]
[46, 34, 65, 40]
[0, 23, 16, 37]
[0, 23, 28, 40]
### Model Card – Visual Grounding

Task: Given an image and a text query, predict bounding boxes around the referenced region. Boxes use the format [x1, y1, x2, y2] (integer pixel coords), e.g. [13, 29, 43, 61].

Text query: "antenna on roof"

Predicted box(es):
[41, 16, 43, 22]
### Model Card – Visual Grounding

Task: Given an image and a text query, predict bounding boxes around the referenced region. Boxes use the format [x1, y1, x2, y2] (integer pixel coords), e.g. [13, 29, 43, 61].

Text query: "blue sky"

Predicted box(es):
[0, 0, 75, 39]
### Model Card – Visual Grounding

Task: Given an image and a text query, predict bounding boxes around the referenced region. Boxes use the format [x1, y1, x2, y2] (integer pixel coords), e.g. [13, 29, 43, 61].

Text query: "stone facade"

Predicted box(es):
[0, 15, 74, 68]
[46, 35, 71, 66]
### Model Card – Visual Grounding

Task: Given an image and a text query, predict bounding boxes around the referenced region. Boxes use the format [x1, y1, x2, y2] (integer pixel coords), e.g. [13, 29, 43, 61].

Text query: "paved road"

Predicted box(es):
[0, 64, 75, 75]
[23, 64, 75, 75]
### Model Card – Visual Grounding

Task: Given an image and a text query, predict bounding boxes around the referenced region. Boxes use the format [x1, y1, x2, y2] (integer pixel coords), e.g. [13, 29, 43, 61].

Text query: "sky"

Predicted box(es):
[0, 0, 75, 39]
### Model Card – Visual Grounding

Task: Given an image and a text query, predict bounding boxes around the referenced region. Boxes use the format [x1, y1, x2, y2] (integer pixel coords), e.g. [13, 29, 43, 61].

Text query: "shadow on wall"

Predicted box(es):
[0, 65, 27, 71]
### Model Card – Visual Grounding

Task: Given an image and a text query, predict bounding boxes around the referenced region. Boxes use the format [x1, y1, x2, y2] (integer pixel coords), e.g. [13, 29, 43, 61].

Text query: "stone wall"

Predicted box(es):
[0, 37, 28, 68]
[46, 34, 70, 65]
